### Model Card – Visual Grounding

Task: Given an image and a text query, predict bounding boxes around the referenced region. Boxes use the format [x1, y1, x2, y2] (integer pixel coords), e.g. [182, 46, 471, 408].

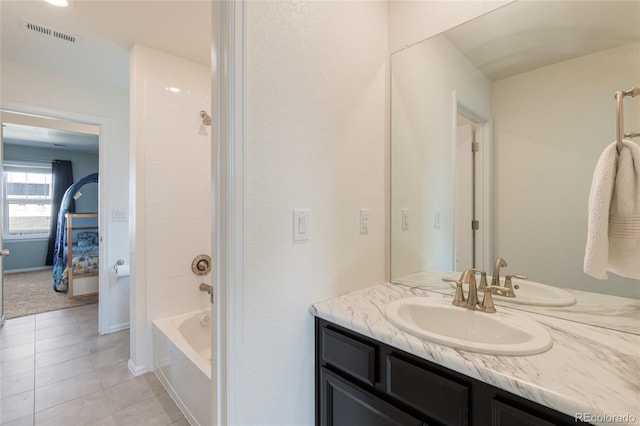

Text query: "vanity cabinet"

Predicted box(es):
[315, 318, 587, 426]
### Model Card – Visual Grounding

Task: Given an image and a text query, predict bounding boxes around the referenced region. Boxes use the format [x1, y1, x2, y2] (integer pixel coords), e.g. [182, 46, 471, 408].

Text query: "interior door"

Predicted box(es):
[455, 122, 474, 269]
[0, 115, 6, 326]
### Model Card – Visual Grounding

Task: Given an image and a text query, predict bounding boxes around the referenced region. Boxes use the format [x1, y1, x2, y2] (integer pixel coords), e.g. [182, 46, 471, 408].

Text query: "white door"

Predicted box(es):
[455, 122, 474, 270]
[0, 116, 7, 326]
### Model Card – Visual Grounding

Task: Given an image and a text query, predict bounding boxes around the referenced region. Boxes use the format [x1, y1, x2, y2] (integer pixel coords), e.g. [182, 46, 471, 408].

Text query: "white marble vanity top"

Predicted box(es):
[310, 283, 640, 426]
[395, 269, 640, 335]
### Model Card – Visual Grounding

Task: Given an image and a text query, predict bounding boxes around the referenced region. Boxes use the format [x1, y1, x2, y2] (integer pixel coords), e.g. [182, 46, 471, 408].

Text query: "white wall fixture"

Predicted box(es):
[359, 209, 370, 234]
[293, 209, 309, 241]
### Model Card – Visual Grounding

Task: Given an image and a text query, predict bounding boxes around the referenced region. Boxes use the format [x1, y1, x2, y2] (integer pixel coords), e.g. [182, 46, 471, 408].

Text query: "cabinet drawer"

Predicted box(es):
[387, 355, 469, 426]
[491, 399, 558, 426]
[321, 327, 377, 385]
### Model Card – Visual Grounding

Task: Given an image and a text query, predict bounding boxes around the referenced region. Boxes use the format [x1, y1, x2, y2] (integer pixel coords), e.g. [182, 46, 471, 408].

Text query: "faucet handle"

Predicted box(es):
[480, 285, 502, 313]
[442, 278, 467, 307]
[504, 274, 527, 290]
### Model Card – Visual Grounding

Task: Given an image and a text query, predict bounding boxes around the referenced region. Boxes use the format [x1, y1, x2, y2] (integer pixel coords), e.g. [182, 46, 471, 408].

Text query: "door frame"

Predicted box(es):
[452, 92, 493, 272]
[0, 101, 109, 333]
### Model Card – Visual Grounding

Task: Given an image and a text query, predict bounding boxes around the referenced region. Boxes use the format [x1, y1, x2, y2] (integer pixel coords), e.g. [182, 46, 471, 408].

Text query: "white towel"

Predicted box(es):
[584, 140, 640, 279]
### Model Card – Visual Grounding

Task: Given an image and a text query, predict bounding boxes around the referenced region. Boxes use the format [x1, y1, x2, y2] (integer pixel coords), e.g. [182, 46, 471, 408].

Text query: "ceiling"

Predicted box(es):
[3, 122, 99, 154]
[444, 1, 640, 81]
[0, 0, 211, 152]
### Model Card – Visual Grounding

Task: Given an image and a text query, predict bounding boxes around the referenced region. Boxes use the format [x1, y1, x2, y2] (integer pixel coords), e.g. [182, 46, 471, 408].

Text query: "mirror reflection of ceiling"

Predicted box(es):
[445, 1, 640, 81]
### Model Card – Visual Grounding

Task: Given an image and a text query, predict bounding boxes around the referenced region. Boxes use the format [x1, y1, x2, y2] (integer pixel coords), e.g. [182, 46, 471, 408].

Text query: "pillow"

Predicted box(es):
[77, 231, 99, 247]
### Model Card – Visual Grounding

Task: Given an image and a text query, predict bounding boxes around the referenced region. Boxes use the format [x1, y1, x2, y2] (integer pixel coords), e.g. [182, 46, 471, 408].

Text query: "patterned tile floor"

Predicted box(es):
[0, 304, 188, 426]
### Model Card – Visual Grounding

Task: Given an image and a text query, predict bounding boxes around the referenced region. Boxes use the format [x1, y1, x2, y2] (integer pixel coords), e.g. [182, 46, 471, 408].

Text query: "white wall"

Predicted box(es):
[1, 59, 130, 331]
[493, 43, 640, 298]
[130, 45, 211, 372]
[240, 1, 388, 424]
[388, 0, 509, 53]
[391, 34, 491, 278]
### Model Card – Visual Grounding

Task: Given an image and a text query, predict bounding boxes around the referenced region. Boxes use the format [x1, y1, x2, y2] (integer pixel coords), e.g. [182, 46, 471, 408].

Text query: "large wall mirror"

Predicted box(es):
[390, 1, 639, 333]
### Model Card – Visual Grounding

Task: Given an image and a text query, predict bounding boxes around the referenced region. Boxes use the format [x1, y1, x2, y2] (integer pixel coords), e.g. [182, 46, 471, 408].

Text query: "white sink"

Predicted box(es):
[385, 297, 552, 356]
[482, 277, 576, 307]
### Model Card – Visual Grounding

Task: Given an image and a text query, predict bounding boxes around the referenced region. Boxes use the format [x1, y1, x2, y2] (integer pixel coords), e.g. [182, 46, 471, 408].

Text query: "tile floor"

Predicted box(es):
[0, 304, 188, 426]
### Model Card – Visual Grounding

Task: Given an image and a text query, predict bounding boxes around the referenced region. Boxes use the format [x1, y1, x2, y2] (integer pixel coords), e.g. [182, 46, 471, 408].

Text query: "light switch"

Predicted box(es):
[293, 209, 309, 241]
[359, 209, 370, 234]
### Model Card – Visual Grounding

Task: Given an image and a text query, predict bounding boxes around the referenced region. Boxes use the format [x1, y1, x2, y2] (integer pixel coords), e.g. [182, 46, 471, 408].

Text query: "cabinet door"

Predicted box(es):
[491, 399, 557, 426]
[320, 368, 423, 426]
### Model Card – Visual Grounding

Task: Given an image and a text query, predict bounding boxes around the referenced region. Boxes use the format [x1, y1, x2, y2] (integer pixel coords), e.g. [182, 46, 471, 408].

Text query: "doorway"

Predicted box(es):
[0, 109, 102, 325]
[454, 96, 493, 272]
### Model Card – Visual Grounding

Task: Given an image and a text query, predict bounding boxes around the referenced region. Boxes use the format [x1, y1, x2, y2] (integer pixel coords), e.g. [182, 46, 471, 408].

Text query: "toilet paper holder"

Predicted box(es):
[113, 259, 125, 273]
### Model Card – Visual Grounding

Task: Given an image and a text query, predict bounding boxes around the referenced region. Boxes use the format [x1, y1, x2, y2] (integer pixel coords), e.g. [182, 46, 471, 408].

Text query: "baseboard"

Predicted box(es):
[5, 266, 52, 274]
[154, 368, 200, 426]
[127, 358, 147, 376]
[108, 322, 130, 334]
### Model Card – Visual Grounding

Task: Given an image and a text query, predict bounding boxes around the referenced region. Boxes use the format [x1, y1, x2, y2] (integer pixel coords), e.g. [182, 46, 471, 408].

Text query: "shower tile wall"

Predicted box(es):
[132, 45, 211, 366]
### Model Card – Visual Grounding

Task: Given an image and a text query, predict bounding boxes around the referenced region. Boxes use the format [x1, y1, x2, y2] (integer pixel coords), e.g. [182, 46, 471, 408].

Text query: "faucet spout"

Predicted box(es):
[199, 283, 214, 304]
[491, 257, 508, 287]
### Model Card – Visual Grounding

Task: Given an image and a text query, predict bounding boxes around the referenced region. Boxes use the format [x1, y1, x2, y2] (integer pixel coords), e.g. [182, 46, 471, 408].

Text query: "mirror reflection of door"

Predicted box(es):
[0, 111, 99, 323]
[454, 104, 490, 272]
[455, 119, 475, 269]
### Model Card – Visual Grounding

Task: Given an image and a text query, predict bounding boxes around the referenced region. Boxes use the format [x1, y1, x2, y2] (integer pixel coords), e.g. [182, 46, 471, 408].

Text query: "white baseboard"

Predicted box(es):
[108, 322, 130, 334]
[154, 368, 200, 426]
[5, 266, 52, 274]
[127, 358, 147, 376]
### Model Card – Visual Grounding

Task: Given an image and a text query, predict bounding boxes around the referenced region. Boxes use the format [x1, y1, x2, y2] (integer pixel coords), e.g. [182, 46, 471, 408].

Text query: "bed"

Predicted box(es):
[53, 172, 99, 296]
[61, 213, 99, 298]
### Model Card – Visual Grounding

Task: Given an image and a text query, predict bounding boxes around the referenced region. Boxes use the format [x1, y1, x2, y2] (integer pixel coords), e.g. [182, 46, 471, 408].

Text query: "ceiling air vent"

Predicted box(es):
[21, 19, 78, 44]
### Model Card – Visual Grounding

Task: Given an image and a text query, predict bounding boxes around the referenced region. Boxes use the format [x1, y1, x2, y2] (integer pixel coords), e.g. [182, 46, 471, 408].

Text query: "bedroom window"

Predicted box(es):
[3, 162, 53, 239]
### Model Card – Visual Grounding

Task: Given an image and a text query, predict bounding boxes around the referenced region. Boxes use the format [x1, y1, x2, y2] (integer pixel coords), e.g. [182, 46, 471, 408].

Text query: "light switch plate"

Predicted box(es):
[359, 209, 370, 234]
[293, 209, 309, 241]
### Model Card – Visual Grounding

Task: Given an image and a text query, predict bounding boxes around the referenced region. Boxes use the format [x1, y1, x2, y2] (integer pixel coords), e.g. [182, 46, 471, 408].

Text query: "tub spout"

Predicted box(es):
[199, 283, 214, 304]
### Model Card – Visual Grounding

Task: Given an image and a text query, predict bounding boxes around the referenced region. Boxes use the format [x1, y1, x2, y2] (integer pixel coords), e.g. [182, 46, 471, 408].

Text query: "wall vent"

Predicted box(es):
[21, 19, 78, 44]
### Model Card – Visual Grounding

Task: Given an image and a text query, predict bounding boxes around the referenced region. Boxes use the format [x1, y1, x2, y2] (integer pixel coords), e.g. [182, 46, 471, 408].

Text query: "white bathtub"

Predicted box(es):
[153, 309, 212, 426]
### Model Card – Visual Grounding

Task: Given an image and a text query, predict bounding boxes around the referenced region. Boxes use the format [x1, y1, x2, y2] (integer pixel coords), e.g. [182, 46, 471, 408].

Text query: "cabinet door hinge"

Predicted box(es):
[472, 142, 479, 153]
[472, 220, 479, 231]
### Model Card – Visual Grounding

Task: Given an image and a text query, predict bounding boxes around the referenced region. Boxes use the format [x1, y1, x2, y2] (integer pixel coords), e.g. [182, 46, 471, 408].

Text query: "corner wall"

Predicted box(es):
[241, 1, 388, 424]
[130, 45, 212, 372]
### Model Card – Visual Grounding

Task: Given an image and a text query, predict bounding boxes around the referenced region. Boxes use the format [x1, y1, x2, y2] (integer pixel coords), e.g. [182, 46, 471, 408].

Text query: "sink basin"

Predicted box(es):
[482, 277, 576, 307]
[385, 297, 552, 355]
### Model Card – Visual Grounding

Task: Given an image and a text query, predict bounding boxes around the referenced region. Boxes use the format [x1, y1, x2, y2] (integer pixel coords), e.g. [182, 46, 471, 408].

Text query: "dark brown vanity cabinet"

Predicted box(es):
[315, 318, 586, 426]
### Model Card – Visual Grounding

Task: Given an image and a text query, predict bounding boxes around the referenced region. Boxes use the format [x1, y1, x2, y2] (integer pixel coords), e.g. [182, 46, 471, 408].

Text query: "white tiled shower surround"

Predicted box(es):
[130, 45, 211, 371]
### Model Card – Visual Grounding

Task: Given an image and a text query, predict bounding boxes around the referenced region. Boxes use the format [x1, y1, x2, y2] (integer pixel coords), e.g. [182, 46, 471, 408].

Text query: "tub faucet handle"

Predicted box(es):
[199, 283, 214, 304]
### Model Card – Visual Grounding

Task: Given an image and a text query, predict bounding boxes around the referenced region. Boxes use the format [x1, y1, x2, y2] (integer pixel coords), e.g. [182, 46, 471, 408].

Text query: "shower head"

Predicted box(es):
[200, 110, 212, 126]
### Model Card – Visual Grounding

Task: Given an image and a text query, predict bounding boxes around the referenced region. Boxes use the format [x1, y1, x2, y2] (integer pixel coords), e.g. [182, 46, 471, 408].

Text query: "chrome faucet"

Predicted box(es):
[491, 257, 508, 288]
[442, 268, 496, 313]
[487, 257, 527, 298]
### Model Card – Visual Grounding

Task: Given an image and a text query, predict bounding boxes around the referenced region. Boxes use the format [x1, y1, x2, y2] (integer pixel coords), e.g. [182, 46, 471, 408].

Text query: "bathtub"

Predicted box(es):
[152, 309, 212, 426]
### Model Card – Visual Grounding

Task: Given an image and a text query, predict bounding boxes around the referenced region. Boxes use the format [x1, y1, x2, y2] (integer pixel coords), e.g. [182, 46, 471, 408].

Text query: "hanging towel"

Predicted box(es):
[584, 140, 640, 279]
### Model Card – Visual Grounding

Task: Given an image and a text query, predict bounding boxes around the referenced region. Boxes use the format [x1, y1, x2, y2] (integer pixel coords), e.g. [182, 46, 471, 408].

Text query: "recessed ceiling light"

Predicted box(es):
[43, 0, 69, 7]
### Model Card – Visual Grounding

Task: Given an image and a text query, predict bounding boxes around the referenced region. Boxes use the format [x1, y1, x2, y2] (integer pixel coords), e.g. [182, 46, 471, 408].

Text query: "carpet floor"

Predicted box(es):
[3, 269, 98, 319]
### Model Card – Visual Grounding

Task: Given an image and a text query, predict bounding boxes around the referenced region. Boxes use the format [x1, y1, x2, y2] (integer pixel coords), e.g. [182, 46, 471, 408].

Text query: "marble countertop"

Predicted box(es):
[394, 269, 640, 335]
[310, 282, 640, 426]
